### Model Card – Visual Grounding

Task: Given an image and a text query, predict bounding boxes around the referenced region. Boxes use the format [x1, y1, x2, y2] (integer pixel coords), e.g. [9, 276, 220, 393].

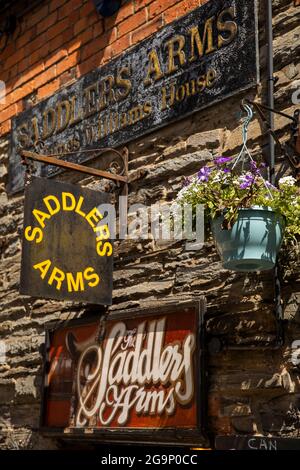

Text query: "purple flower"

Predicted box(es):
[214, 156, 232, 165]
[239, 173, 255, 189]
[198, 166, 211, 182]
[250, 161, 265, 175]
[223, 168, 231, 173]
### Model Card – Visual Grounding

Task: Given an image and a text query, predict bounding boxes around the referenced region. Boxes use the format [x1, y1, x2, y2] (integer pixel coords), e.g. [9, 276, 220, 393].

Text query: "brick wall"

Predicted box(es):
[0, 0, 205, 136]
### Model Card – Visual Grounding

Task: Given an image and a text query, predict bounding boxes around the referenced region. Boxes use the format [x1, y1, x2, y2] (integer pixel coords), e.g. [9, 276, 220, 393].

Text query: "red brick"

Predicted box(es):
[37, 11, 58, 35]
[80, 40, 101, 63]
[47, 17, 71, 41]
[104, 1, 134, 30]
[45, 50, 68, 69]
[10, 82, 35, 103]
[134, 0, 154, 11]
[13, 63, 45, 90]
[58, 0, 82, 19]
[77, 45, 113, 77]
[61, 26, 75, 46]
[87, 12, 98, 28]
[37, 79, 60, 100]
[0, 119, 11, 136]
[118, 9, 147, 37]
[59, 68, 77, 86]
[131, 15, 163, 44]
[16, 28, 36, 49]
[163, 0, 200, 23]
[148, 0, 179, 19]
[80, 1, 95, 18]
[93, 21, 104, 39]
[4, 47, 25, 70]
[18, 56, 30, 74]
[56, 52, 77, 76]
[0, 41, 15, 63]
[50, 0, 68, 13]
[111, 34, 131, 58]
[28, 45, 49, 67]
[33, 67, 56, 89]
[99, 45, 113, 65]
[0, 103, 17, 123]
[49, 21, 80, 54]
[27, 34, 47, 56]
[74, 17, 88, 36]
[26, 4, 49, 29]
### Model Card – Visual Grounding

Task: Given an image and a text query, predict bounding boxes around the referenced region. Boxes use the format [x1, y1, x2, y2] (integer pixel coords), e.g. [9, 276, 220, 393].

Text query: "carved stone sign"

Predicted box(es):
[9, 0, 258, 194]
[20, 176, 113, 305]
[41, 300, 207, 446]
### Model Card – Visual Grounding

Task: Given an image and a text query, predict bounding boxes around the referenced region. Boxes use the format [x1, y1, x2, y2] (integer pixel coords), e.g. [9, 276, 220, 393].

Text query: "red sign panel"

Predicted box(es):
[41, 300, 207, 446]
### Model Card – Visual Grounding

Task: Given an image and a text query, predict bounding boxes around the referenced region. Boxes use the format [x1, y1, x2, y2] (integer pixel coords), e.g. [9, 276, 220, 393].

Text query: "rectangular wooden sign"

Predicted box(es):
[9, 0, 258, 193]
[20, 176, 113, 305]
[40, 300, 207, 446]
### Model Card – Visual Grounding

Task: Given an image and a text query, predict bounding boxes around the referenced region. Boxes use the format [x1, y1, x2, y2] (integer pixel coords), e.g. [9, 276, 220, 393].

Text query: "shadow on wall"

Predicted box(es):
[0, 0, 123, 133]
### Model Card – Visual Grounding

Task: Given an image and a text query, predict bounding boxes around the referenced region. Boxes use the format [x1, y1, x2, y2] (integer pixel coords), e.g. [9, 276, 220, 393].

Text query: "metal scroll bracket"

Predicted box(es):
[20, 147, 129, 194]
[243, 99, 300, 180]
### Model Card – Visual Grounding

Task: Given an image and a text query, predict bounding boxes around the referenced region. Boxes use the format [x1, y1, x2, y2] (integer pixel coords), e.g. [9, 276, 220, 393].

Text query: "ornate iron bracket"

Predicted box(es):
[244, 99, 300, 179]
[20, 147, 129, 185]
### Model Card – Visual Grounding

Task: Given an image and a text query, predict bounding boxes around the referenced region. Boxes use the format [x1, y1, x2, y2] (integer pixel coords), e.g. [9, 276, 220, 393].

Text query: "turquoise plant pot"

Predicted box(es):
[211, 207, 285, 272]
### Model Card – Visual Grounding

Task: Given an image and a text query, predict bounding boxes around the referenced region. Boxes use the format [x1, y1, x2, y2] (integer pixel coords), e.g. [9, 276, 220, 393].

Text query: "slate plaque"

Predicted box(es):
[9, 0, 258, 193]
[20, 176, 113, 305]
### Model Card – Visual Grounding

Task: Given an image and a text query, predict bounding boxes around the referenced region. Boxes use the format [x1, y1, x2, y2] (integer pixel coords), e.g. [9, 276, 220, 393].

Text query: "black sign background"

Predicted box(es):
[20, 177, 113, 305]
[9, 0, 258, 194]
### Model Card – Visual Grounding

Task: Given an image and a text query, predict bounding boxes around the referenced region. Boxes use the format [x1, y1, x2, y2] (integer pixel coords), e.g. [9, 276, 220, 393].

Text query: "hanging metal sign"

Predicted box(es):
[20, 176, 113, 305]
[40, 300, 208, 446]
[9, 0, 258, 194]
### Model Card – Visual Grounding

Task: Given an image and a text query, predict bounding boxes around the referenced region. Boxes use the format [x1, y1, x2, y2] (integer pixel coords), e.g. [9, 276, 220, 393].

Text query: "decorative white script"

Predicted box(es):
[75, 317, 195, 426]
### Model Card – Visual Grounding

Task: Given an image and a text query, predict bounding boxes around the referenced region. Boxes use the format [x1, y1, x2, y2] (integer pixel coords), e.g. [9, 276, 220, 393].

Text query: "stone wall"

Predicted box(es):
[0, 0, 300, 449]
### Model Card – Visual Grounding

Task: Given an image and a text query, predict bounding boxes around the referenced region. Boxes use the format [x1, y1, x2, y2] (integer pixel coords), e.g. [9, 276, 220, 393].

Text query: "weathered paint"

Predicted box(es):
[9, 0, 258, 194]
[20, 176, 113, 305]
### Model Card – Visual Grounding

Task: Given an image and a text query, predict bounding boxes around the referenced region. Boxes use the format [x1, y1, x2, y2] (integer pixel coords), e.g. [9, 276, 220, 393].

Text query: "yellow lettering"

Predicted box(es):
[48, 266, 65, 290]
[84, 267, 100, 288]
[86, 207, 103, 229]
[189, 18, 216, 62]
[62, 192, 76, 211]
[33, 259, 51, 279]
[24, 226, 43, 244]
[83, 82, 98, 118]
[69, 95, 82, 125]
[116, 66, 132, 101]
[99, 75, 115, 111]
[66, 272, 84, 292]
[32, 209, 51, 229]
[17, 123, 31, 149]
[144, 49, 164, 86]
[75, 196, 86, 218]
[96, 241, 113, 257]
[42, 108, 56, 139]
[217, 7, 238, 48]
[165, 35, 186, 75]
[56, 100, 71, 133]
[43, 195, 60, 216]
[94, 224, 110, 240]
[143, 101, 152, 116]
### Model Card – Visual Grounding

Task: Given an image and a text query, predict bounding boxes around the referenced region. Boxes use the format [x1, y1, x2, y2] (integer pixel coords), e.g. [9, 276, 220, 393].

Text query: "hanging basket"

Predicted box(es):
[211, 206, 285, 272]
